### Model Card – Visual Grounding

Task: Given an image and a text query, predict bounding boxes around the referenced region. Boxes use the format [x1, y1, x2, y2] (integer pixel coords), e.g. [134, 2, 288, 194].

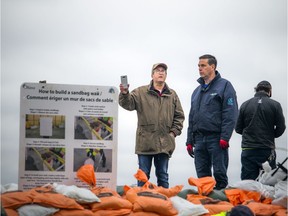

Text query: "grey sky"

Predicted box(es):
[1, 0, 287, 188]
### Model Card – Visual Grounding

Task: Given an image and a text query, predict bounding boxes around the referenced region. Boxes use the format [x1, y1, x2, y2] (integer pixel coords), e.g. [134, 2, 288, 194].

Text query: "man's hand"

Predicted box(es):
[186, 144, 194, 158]
[219, 139, 229, 149]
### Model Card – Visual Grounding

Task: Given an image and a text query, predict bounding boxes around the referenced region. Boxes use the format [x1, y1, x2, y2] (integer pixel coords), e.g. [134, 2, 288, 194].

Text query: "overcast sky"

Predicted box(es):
[1, 0, 287, 188]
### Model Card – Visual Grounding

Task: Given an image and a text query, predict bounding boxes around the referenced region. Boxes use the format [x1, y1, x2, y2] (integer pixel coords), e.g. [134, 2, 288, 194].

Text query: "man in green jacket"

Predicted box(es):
[119, 63, 185, 188]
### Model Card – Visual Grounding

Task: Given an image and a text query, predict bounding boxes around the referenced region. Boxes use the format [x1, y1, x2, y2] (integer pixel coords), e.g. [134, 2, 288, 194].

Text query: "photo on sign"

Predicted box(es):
[74, 116, 113, 140]
[25, 114, 65, 139]
[73, 148, 112, 173]
[25, 147, 65, 171]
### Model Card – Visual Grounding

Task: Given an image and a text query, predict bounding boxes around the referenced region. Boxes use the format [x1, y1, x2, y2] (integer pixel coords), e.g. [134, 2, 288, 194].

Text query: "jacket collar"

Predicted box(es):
[148, 80, 171, 95]
[197, 71, 221, 91]
[254, 91, 270, 97]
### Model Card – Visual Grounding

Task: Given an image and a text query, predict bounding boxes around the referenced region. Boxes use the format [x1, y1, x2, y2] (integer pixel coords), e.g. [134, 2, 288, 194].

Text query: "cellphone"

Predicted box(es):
[120, 75, 128, 88]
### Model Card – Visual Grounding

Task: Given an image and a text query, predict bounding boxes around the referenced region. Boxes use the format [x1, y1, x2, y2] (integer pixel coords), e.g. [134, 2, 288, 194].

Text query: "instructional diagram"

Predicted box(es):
[19, 83, 118, 190]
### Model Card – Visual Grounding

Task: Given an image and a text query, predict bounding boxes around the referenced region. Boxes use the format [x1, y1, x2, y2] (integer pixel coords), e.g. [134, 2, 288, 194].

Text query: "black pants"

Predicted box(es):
[241, 149, 276, 180]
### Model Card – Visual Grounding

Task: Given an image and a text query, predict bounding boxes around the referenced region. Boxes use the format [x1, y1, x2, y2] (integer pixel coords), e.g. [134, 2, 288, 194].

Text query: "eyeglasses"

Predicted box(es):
[154, 68, 166, 73]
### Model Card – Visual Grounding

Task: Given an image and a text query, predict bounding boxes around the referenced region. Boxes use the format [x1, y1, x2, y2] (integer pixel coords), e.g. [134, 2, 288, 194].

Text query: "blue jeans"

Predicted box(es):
[241, 149, 276, 180]
[138, 154, 169, 188]
[194, 133, 229, 189]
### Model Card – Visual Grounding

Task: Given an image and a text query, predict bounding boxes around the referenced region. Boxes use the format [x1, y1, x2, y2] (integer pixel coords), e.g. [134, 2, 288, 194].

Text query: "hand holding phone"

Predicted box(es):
[120, 75, 128, 88]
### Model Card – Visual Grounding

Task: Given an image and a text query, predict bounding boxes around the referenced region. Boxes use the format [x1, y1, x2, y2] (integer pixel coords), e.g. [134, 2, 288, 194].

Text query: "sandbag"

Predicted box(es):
[176, 189, 198, 199]
[134, 169, 149, 183]
[257, 160, 287, 186]
[132, 191, 178, 215]
[52, 183, 100, 203]
[186, 194, 233, 215]
[0, 183, 18, 193]
[170, 195, 208, 216]
[129, 212, 160, 216]
[30, 187, 84, 210]
[1, 191, 33, 209]
[273, 180, 287, 199]
[188, 176, 216, 196]
[224, 188, 263, 206]
[131, 168, 184, 198]
[53, 209, 94, 216]
[76, 164, 96, 187]
[92, 208, 132, 216]
[272, 196, 288, 209]
[229, 180, 275, 198]
[2, 208, 19, 216]
[90, 187, 132, 214]
[207, 189, 229, 201]
[16, 204, 59, 216]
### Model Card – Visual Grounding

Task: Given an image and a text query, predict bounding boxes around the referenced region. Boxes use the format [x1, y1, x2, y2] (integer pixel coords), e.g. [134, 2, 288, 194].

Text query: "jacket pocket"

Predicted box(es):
[139, 124, 156, 133]
[136, 125, 156, 153]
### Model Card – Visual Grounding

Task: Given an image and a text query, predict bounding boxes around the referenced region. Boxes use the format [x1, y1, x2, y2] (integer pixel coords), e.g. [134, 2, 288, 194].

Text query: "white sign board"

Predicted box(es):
[19, 82, 118, 190]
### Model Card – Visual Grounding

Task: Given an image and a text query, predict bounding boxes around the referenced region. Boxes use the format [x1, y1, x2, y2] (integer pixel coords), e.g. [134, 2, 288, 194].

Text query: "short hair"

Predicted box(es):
[255, 80, 272, 93]
[199, 54, 217, 69]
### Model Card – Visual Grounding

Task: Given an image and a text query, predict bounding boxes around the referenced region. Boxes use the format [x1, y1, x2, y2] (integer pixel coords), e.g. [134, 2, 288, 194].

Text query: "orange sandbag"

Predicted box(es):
[125, 184, 183, 205]
[53, 209, 94, 216]
[133, 169, 184, 198]
[273, 209, 288, 216]
[89, 187, 132, 213]
[31, 188, 84, 210]
[140, 183, 183, 198]
[2, 208, 19, 216]
[76, 164, 96, 187]
[1, 191, 33, 209]
[125, 187, 143, 204]
[1, 185, 54, 209]
[125, 184, 178, 215]
[93, 209, 132, 216]
[122, 185, 133, 196]
[186, 194, 233, 215]
[129, 212, 161, 216]
[133, 169, 162, 191]
[188, 176, 216, 196]
[155, 185, 184, 198]
[225, 189, 263, 206]
[2, 185, 85, 213]
[134, 169, 149, 183]
[132, 191, 178, 215]
[186, 194, 207, 204]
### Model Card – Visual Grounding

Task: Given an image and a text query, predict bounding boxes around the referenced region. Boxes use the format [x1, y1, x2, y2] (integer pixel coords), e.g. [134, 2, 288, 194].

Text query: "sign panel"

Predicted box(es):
[19, 82, 118, 190]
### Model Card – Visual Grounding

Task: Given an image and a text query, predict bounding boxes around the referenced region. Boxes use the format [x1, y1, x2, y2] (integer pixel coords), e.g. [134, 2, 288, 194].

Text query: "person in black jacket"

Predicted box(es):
[235, 80, 286, 180]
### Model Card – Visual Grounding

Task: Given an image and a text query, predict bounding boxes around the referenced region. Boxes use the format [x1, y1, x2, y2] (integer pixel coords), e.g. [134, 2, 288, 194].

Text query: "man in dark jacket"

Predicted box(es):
[186, 54, 238, 190]
[235, 80, 286, 180]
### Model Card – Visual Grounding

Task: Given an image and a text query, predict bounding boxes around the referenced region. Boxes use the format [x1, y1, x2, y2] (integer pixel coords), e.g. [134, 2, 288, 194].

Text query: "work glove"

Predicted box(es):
[186, 144, 194, 158]
[219, 139, 229, 149]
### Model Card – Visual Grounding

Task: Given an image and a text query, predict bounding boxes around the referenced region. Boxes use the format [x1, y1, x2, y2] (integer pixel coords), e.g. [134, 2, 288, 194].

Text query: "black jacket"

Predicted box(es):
[235, 91, 286, 149]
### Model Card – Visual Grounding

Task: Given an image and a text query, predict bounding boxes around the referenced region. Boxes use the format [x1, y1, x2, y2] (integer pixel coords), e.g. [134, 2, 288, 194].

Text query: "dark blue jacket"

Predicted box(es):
[186, 71, 238, 144]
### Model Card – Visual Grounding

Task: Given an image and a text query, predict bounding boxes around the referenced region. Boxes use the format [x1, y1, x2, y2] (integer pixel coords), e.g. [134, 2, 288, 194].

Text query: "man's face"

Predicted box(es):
[198, 59, 215, 81]
[152, 66, 167, 83]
